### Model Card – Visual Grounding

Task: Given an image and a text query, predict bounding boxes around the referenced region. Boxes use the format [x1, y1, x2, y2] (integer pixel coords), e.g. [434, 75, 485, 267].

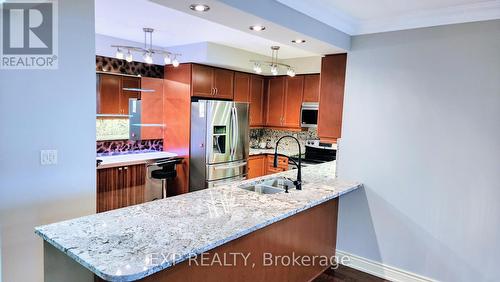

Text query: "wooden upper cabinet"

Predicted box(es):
[140, 77, 164, 140]
[120, 77, 141, 114]
[234, 72, 250, 102]
[303, 74, 320, 102]
[249, 75, 265, 127]
[191, 64, 234, 99]
[318, 54, 347, 142]
[192, 64, 214, 98]
[266, 76, 286, 127]
[283, 76, 304, 128]
[97, 74, 121, 114]
[213, 68, 234, 99]
[234, 72, 265, 127]
[97, 74, 140, 115]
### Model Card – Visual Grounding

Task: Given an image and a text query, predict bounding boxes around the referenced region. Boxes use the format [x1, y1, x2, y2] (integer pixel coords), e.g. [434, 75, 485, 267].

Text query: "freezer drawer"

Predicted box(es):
[206, 175, 247, 188]
[206, 160, 247, 182]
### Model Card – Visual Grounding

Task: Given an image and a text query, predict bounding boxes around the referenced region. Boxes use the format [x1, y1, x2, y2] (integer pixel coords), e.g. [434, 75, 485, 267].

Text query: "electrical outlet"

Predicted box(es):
[41, 150, 58, 165]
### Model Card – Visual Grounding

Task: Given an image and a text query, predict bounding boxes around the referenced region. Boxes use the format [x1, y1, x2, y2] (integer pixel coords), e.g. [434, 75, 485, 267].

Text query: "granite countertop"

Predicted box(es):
[35, 161, 362, 282]
[97, 152, 178, 169]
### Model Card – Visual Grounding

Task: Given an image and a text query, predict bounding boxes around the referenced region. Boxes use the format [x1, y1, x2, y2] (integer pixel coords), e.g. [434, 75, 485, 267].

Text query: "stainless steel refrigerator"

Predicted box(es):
[190, 100, 249, 191]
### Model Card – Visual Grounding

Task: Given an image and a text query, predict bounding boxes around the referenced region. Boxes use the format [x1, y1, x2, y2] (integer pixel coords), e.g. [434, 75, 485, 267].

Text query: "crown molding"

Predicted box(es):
[353, 0, 500, 35]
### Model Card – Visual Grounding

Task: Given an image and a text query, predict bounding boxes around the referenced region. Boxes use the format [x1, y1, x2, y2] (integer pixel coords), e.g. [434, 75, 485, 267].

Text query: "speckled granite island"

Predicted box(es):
[36, 161, 361, 282]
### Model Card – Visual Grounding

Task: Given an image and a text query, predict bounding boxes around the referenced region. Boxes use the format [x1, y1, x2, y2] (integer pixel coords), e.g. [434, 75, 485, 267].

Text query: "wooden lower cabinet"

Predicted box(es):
[247, 155, 266, 179]
[96, 164, 146, 213]
[266, 155, 288, 174]
[247, 154, 289, 179]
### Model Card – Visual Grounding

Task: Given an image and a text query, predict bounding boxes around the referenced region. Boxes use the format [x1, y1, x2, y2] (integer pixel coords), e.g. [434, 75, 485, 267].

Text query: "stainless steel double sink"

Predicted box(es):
[238, 177, 295, 194]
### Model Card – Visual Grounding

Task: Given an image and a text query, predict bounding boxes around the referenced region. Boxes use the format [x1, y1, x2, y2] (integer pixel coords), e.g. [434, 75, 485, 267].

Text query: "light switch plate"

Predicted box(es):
[41, 150, 58, 165]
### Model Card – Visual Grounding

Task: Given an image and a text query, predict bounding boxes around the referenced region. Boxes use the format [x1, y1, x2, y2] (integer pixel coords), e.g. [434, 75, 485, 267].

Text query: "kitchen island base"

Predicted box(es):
[46, 198, 338, 282]
[135, 198, 338, 282]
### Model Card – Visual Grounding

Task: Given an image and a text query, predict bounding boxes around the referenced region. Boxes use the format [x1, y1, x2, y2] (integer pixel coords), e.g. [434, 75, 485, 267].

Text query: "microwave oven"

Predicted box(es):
[301, 102, 319, 128]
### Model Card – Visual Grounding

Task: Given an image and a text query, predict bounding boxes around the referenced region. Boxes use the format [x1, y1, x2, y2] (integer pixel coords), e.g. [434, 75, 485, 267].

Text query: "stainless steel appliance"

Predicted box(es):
[145, 160, 165, 201]
[289, 139, 337, 168]
[304, 139, 337, 162]
[300, 102, 319, 128]
[190, 100, 249, 191]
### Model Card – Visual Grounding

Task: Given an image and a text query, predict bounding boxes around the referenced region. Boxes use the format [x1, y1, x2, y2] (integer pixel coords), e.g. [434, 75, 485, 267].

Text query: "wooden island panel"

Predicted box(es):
[138, 199, 338, 282]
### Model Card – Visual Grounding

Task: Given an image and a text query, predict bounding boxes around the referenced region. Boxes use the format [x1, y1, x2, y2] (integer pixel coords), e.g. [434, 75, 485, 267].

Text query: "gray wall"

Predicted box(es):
[0, 1, 96, 281]
[337, 20, 500, 281]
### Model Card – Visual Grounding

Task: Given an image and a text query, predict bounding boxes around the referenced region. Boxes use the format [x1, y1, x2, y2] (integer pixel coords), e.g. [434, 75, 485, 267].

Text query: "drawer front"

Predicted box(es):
[267, 155, 288, 169]
[206, 161, 247, 181]
[267, 166, 285, 174]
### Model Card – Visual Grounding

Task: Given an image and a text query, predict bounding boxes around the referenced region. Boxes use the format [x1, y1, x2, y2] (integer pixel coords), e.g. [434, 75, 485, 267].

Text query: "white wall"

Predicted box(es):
[0, 1, 96, 281]
[337, 20, 500, 281]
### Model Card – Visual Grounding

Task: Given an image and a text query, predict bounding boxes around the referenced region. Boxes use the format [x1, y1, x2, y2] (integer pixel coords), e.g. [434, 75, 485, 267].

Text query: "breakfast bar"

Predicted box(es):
[35, 162, 361, 282]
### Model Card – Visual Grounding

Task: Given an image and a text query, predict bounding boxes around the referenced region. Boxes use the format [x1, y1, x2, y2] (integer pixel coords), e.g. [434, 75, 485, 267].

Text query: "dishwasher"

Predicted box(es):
[145, 159, 167, 201]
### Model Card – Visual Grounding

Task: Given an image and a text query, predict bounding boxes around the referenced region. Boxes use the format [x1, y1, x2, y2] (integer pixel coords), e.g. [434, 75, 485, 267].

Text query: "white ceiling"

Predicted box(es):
[276, 0, 500, 35]
[95, 0, 320, 59]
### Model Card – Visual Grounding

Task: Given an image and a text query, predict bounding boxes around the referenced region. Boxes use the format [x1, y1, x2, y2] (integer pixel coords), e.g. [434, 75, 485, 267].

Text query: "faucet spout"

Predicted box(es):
[273, 135, 302, 190]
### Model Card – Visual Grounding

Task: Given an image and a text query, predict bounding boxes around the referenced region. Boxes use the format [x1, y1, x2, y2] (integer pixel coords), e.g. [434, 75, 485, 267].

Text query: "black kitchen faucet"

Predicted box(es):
[273, 135, 302, 191]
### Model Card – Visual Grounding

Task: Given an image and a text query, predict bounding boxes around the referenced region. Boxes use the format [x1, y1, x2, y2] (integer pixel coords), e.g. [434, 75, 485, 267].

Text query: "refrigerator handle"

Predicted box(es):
[231, 106, 237, 158]
[234, 106, 238, 156]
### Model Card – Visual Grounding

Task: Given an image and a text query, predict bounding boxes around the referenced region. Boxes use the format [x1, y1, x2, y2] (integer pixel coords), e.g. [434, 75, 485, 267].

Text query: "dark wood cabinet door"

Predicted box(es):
[140, 77, 164, 140]
[192, 64, 214, 98]
[283, 76, 304, 128]
[96, 165, 146, 213]
[234, 72, 250, 102]
[318, 54, 347, 142]
[247, 155, 266, 179]
[213, 68, 234, 99]
[266, 77, 285, 127]
[120, 77, 141, 115]
[249, 75, 264, 127]
[303, 74, 320, 102]
[97, 74, 121, 114]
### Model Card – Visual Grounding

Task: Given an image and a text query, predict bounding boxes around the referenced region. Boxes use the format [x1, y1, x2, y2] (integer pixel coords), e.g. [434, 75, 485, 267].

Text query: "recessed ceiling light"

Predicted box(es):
[190, 4, 210, 12]
[292, 39, 306, 43]
[249, 25, 266, 31]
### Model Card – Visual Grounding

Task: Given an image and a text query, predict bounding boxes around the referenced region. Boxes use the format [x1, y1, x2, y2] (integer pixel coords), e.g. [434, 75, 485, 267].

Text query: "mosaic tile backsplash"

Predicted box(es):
[97, 139, 163, 156]
[96, 56, 164, 78]
[249, 128, 318, 155]
[96, 119, 129, 141]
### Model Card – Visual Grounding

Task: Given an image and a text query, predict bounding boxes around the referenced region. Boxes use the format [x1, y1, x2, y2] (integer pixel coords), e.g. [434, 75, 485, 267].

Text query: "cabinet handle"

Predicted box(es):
[215, 88, 218, 96]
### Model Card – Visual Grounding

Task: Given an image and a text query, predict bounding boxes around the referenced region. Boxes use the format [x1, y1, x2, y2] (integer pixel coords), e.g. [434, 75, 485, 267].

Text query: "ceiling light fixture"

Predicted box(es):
[250, 46, 295, 77]
[291, 39, 306, 43]
[125, 51, 133, 63]
[115, 48, 124, 60]
[111, 28, 181, 66]
[249, 25, 266, 31]
[190, 4, 210, 12]
[172, 57, 180, 67]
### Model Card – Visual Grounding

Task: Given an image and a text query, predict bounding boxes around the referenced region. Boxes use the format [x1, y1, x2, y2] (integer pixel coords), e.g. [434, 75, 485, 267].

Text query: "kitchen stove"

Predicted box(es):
[290, 139, 337, 167]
